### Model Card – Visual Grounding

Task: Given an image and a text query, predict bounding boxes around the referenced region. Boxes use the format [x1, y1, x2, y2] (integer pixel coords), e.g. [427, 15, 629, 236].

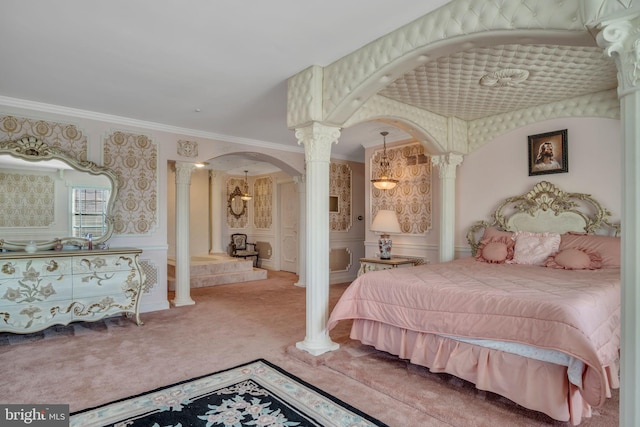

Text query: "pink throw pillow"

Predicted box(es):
[512, 231, 561, 265]
[475, 236, 514, 263]
[545, 248, 603, 270]
[559, 233, 620, 269]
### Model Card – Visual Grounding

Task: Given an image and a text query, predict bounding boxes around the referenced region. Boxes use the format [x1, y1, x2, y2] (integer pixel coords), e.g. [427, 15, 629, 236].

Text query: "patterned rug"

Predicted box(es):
[70, 359, 388, 427]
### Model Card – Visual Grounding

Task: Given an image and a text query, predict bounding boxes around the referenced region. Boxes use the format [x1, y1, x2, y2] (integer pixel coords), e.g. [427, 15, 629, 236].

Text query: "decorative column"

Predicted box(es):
[173, 162, 196, 306]
[295, 122, 341, 355]
[596, 10, 640, 427]
[293, 174, 307, 287]
[209, 170, 224, 254]
[432, 153, 463, 262]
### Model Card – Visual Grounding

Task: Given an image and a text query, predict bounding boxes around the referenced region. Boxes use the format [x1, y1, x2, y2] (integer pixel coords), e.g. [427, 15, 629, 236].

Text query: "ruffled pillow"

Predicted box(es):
[545, 248, 603, 270]
[475, 236, 515, 264]
[559, 232, 620, 269]
[511, 231, 561, 265]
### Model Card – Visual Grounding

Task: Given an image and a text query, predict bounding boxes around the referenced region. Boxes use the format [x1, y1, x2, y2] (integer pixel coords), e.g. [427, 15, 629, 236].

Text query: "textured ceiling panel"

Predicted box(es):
[379, 44, 618, 121]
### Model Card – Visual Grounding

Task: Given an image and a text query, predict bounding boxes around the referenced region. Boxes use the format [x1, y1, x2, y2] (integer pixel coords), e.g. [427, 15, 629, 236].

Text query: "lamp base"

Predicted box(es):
[378, 234, 392, 260]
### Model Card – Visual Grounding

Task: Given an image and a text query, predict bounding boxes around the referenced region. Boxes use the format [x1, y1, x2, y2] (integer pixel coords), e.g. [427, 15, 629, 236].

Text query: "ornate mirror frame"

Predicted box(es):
[0, 136, 119, 251]
[227, 186, 247, 219]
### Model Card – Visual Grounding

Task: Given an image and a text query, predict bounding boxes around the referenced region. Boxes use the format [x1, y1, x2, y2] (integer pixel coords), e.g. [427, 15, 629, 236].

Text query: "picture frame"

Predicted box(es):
[528, 129, 568, 176]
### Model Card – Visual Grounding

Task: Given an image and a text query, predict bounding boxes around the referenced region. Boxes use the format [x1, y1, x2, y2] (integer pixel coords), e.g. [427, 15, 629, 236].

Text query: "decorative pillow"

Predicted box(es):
[475, 236, 514, 263]
[479, 227, 514, 243]
[511, 231, 561, 265]
[559, 233, 620, 269]
[545, 248, 603, 270]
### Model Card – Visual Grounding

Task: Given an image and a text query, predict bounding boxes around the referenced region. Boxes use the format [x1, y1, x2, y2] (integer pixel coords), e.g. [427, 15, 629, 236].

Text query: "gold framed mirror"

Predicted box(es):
[0, 136, 118, 251]
[227, 186, 247, 219]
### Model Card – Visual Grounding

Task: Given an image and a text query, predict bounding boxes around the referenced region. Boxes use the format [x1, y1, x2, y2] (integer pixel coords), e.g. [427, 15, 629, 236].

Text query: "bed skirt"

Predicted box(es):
[351, 319, 618, 425]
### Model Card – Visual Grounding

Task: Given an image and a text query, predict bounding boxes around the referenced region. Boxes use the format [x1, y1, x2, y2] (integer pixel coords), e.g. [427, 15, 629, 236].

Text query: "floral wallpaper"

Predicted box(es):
[254, 176, 273, 229]
[104, 131, 158, 235]
[0, 173, 54, 227]
[226, 177, 248, 228]
[330, 162, 352, 232]
[0, 115, 87, 160]
[371, 142, 432, 234]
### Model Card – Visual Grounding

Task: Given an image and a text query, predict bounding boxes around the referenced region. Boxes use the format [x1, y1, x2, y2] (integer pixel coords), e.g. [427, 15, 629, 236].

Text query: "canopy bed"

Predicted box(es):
[0, 136, 146, 333]
[328, 181, 620, 425]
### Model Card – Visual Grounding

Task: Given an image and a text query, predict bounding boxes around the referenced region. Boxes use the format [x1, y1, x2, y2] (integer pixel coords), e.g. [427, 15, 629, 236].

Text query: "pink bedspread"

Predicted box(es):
[328, 257, 620, 407]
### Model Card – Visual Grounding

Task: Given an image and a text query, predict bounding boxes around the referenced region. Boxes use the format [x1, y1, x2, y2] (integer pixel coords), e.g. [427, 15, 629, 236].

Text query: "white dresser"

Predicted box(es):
[0, 248, 145, 334]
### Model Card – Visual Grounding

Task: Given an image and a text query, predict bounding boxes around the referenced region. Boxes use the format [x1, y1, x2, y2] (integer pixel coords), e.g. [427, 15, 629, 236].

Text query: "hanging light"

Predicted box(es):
[371, 131, 398, 190]
[241, 170, 252, 201]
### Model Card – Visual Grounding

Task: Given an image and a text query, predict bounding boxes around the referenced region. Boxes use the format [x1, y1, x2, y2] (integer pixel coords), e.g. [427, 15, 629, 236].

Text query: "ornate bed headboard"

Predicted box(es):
[467, 181, 620, 256]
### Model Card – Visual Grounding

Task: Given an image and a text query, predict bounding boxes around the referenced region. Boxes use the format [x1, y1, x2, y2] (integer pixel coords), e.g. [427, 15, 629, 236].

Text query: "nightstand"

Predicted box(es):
[358, 256, 423, 277]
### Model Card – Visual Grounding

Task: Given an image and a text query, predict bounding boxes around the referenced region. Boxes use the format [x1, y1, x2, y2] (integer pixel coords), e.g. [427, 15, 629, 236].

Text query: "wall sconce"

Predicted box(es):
[370, 209, 401, 259]
[371, 131, 398, 190]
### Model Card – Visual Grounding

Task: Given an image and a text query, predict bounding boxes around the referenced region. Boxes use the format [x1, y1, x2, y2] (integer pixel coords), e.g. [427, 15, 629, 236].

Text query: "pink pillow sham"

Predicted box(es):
[545, 248, 603, 270]
[475, 228, 515, 264]
[558, 232, 620, 269]
[475, 236, 515, 264]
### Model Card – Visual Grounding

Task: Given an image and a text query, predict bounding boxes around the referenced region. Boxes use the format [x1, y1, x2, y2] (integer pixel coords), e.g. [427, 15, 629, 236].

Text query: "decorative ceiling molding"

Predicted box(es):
[479, 68, 530, 87]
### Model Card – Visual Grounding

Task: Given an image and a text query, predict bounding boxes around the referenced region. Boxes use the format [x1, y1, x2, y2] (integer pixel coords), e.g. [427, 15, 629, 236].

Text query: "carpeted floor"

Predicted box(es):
[0, 270, 618, 426]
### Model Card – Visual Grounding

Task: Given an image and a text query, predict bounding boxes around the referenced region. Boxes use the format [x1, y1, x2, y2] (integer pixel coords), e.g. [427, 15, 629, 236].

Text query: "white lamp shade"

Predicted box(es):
[370, 210, 401, 233]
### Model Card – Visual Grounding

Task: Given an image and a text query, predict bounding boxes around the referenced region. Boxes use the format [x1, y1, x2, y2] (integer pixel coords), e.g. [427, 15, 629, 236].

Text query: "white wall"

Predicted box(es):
[457, 117, 621, 255]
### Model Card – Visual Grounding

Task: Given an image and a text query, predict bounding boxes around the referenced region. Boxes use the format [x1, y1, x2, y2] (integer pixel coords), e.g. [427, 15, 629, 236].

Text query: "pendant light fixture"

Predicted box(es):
[241, 170, 252, 201]
[371, 131, 398, 190]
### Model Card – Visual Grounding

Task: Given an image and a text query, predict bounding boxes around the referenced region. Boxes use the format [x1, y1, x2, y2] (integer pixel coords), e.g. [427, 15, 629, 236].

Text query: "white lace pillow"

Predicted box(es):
[511, 231, 561, 265]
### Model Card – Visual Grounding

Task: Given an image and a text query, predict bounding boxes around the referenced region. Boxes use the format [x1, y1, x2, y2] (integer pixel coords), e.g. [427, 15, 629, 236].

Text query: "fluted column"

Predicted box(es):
[209, 170, 224, 254]
[173, 162, 196, 306]
[432, 153, 463, 262]
[293, 174, 307, 287]
[295, 123, 341, 355]
[596, 9, 640, 427]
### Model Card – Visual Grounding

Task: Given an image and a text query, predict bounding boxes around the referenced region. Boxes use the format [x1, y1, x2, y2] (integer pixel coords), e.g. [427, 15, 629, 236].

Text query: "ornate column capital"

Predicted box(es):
[175, 162, 196, 185]
[294, 123, 341, 163]
[431, 152, 464, 179]
[595, 10, 640, 96]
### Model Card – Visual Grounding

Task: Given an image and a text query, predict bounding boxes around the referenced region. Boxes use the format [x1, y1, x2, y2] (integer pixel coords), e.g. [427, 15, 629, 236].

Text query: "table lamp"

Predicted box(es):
[370, 209, 402, 259]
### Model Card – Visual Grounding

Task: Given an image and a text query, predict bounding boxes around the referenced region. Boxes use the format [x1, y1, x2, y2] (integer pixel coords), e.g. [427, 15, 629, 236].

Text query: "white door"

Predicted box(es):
[280, 182, 298, 273]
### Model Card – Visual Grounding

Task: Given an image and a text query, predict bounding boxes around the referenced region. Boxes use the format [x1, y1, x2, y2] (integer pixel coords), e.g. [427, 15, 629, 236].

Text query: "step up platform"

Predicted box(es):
[167, 254, 267, 290]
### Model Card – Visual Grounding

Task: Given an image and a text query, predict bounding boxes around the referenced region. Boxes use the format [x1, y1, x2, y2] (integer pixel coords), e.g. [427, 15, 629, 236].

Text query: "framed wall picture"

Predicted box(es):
[528, 129, 568, 176]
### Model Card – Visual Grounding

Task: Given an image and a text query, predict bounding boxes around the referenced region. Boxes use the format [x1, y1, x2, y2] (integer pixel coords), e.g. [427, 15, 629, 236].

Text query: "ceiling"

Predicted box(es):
[0, 1, 618, 175]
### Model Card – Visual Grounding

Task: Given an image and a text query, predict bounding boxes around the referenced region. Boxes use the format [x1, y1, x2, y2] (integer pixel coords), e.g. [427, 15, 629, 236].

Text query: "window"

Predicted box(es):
[71, 187, 110, 238]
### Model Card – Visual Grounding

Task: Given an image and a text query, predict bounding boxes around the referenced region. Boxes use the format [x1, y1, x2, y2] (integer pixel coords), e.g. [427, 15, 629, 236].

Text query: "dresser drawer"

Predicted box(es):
[72, 269, 138, 299]
[0, 275, 73, 308]
[0, 299, 75, 333]
[72, 254, 137, 274]
[0, 257, 72, 279]
[71, 291, 139, 322]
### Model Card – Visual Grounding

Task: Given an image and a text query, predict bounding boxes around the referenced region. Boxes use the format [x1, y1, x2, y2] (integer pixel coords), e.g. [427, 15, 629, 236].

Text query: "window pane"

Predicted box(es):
[72, 187, 110, 238]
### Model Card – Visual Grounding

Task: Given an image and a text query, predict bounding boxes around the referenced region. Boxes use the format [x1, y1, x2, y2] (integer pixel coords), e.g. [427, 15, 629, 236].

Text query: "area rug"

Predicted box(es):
[70, 359, 388, 427]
